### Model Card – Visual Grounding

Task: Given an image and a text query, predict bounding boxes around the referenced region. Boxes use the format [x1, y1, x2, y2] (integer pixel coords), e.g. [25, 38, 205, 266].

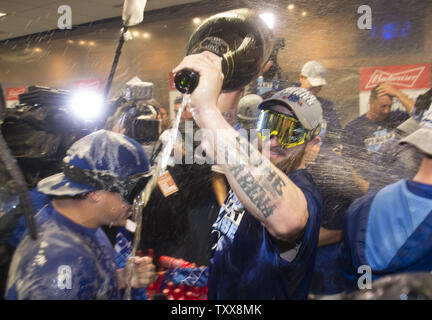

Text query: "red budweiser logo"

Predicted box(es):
[365, 66, 426, 89]
[6, 87, 27, 100]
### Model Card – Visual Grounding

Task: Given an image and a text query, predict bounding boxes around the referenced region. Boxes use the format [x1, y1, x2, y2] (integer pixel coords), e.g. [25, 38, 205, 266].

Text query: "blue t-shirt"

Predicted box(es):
[341, 111, 409, 179]
[6, 202, 120, 300]
[208, 169, 322, 300]
[368, 131, 423, 192]
[339, 179, 432, 292]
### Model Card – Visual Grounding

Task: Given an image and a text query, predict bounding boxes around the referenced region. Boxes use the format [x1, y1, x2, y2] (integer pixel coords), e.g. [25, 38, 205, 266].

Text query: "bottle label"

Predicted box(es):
[191, 36, 229, 56]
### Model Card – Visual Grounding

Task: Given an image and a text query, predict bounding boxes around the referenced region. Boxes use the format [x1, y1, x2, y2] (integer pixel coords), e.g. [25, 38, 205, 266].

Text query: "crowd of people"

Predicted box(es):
[1, 49, 432, 300]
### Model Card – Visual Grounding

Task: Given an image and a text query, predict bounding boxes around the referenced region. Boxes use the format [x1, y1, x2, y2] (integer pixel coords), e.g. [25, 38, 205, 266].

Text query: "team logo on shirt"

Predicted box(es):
[364, 129, 396, 152]
[213, 190, 246, 243]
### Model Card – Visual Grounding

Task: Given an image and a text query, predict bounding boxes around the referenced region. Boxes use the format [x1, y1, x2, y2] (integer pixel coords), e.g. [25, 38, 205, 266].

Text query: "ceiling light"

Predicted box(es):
[132, 31, 140, 37]
[0, 12, 7, 18]
[287, 4, 295, 10]
[259, 13, 275, 29]
[142, 33, 150, 39]
[193, 17, 201, 25]
[79, 40, 86, 45]
[89, 41, 95, 46]
[302, 11, 307, 17]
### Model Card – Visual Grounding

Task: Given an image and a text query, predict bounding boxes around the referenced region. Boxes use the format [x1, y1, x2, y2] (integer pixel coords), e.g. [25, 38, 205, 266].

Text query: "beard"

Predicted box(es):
[255, 134, 307, 174]
[273, 143, 307, 174]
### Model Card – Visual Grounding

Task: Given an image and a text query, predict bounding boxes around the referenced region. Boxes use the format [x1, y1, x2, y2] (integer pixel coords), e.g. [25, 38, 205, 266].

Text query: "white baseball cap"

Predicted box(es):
[301, 61, 327, 87]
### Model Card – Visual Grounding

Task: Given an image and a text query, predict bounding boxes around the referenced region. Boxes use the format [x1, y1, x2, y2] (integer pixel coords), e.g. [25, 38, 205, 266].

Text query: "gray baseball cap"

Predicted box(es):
[397, 117, 420, 135]
[237, 94, 263, 121]
[257, 87, 323, 131]
[400, 108, 432, 156]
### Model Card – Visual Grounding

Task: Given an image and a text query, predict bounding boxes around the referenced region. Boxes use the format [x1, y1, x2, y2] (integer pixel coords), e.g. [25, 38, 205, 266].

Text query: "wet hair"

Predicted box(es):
[369, 84, 392, 103]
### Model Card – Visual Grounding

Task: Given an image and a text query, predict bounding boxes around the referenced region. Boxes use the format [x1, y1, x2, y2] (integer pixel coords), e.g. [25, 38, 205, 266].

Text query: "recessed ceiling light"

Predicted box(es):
[193, 17, 201, 25]
[302, 11, 307, 17]
[287, 4, 295, 10]
[0, 12, 7, 18]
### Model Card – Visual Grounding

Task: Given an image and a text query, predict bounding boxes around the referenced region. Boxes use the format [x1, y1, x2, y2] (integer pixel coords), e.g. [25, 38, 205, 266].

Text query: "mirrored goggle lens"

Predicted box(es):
[256, 110, 306, 148]
[117, 174, 150, 205]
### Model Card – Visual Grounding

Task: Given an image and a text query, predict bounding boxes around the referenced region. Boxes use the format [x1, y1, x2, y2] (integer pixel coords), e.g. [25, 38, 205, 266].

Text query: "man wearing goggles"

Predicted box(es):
[173, 51, 323, 300]
[6, 130, 156, 299]
[255, 88, 323, 172]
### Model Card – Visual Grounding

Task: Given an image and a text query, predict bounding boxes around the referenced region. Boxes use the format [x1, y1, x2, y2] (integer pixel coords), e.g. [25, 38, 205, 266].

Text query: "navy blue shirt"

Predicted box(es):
[208, 169, 322, 300]
[307, 149, 361, 295]
[341, 111, 409, 179]
[317, 97, 342, 150]
[339, 179, 432, 292]
[6, 202, 120, 300]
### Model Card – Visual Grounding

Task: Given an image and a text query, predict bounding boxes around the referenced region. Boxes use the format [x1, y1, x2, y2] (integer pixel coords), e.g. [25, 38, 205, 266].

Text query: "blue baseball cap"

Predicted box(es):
[37, 130, 150, 203]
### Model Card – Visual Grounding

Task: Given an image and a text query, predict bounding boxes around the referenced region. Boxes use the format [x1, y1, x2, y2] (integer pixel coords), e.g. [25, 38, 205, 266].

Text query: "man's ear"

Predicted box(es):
[305, 136, 321, 153]
[304, 136, 321, 166]
[299, 75, 307, 84]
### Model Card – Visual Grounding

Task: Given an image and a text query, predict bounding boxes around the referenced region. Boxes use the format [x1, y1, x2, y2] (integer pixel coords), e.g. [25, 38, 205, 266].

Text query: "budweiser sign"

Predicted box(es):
[74, 78, 102, 92]
[360, 64, 430, 91]
[6, 87, 27, 101]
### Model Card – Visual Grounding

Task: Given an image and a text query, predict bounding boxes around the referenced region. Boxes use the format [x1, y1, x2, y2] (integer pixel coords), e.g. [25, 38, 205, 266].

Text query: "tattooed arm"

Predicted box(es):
[173, 51, 309, 241]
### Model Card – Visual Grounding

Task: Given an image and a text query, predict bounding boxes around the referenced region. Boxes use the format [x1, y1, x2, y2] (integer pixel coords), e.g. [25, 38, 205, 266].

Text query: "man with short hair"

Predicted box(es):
[339, 101, 432, 292]
[299, 60, 341, 150]
[340, 82, 414, 193]
[173, 51, 323, 299]
[367, 89, 432, 193]
[6, 130, 156, 299]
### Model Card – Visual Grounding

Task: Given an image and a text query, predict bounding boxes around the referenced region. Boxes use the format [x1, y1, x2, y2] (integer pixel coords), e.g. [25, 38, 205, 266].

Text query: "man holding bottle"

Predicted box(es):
[173, 51, 323, 299]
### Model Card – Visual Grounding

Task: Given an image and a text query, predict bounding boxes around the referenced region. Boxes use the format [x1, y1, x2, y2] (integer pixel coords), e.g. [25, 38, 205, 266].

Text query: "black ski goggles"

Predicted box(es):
[62, 163, 150, 205]
[256, 110, 307, 149]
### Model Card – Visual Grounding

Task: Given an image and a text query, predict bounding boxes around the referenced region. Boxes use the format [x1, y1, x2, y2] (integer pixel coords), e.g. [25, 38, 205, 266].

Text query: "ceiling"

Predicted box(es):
[0, 0, 201, 41]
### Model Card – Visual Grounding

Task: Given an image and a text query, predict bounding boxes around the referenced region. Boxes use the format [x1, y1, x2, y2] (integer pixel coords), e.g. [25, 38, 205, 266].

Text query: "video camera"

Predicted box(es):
[263, 37, 285, 81]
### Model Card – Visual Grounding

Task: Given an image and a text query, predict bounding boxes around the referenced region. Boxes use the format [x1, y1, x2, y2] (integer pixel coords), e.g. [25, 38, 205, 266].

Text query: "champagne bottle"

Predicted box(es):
[174, 8, 274, 94]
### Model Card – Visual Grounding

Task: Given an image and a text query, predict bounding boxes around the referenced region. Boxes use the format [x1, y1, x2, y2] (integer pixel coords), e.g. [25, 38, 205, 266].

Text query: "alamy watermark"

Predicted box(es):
[58, 5, 72, 30]
[357, 265, 372, 290]
[357, 5, 372, 30]
[161, 122, 271, 175]
[57, 265, 72, 290]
